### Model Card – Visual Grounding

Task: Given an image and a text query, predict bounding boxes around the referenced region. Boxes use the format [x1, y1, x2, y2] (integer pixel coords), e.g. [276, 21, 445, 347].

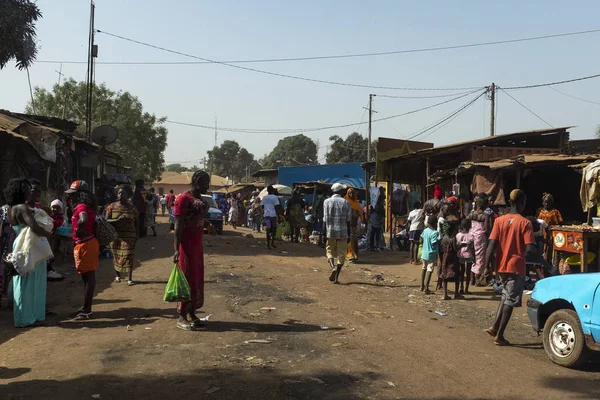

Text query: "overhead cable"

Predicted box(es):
[95, 30, 481, 91]
[498, 88, 553, 127]
[38, 28, 600, 65]
[165, 88, 485, 134]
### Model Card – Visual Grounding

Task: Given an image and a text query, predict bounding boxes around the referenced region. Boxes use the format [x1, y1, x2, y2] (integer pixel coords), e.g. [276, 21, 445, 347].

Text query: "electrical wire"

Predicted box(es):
[548, 86, 600, 106]
[95, 30, 481, 91]
[502, 73, 600, 90]
[38, 28, 600, 65]
[164, 88, 485, 134]
[498, 88, 553, 127]
[406, 90, 487, 140]
[375, 90, 483, 99]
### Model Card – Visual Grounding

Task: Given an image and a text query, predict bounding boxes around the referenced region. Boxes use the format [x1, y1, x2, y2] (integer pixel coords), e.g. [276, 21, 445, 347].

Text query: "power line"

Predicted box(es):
[406, 90, 487, 140]
[165, 88, 484, 134]
[95, 30, 481, 92]
[498, 88, 553, 128]
[38, 27, 600, 66]
[548, 86, 600, 106]
[375, 90, 485, 99]
[502, 73, 600, 90]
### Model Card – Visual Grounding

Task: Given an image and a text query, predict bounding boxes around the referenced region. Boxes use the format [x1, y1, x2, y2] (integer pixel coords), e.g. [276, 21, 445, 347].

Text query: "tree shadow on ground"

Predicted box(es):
[201, 320, 344, 333]
[0, 366, 31, 379]
[539, 375, 600, 398]
[3, 368, 380, 400]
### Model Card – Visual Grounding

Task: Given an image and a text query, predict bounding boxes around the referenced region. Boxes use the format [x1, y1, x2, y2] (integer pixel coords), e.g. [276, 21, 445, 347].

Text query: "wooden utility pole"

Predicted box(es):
[85, 0, 96, 141]
[367, 94, 374, 162]
[489, 83, 496, 137]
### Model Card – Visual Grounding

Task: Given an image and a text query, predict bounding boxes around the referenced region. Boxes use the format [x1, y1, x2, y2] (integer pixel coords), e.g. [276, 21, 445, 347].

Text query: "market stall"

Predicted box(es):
[550, 225, 600, 273]
[550, 158, 600, 273]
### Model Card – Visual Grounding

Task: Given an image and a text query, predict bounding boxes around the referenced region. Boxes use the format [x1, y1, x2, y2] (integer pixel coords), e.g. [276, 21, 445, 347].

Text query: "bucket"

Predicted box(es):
[565, 252, 596, 266]
[593, 217, 600, 229]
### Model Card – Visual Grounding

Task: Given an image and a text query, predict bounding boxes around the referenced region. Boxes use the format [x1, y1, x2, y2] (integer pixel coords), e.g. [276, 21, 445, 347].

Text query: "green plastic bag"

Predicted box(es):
[164, 263, 191, 302]
[417, 244, 423, 262]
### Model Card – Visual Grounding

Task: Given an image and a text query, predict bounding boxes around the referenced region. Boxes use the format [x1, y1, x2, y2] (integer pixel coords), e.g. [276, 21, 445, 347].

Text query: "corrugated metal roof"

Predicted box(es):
[457, 153, 599, 172]
[381, 126, 573, 163]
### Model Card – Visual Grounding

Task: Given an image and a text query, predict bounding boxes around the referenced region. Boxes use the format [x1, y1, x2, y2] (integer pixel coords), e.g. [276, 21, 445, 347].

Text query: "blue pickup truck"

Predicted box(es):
[527, 274, 600, 368]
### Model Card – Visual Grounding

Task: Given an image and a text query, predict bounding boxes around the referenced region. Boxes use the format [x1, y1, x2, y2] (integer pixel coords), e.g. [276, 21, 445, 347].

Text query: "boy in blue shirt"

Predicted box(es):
[420, 215, 439, 294]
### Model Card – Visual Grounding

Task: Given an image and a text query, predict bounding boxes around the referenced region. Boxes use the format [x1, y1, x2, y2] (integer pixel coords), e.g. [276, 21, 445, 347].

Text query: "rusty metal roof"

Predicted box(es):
[381, 126, 573, 163]
[457, 153, 598, 172]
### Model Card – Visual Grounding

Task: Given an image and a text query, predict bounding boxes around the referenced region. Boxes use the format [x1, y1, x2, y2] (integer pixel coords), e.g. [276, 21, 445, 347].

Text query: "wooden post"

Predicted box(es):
[425, 158, 430, 199]
[583, 236, 589, 273]
[389, 163, 394, 250]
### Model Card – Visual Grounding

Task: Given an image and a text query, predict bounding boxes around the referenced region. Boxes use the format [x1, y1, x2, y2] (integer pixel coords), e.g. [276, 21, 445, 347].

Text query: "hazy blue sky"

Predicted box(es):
[1, 1, 599, 166]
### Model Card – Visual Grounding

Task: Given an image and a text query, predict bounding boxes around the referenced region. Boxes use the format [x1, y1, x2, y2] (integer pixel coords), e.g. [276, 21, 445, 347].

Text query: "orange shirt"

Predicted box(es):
[489, 213, 535, 276]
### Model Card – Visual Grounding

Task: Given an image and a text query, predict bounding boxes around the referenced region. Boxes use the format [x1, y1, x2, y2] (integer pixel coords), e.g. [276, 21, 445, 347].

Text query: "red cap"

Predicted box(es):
[65, 180, 90, 193]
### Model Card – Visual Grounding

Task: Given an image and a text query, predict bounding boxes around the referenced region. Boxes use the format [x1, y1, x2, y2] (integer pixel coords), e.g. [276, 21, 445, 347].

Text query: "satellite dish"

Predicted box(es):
[91, 125, 118, 145]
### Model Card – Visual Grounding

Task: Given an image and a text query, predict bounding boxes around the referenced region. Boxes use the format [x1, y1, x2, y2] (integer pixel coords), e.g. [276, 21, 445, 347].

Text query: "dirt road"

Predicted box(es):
[1, 216, 599, 399]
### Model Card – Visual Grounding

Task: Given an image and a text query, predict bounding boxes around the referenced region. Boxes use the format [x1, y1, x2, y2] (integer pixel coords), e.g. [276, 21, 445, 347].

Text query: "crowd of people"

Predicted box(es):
[0, 171, 565, 344]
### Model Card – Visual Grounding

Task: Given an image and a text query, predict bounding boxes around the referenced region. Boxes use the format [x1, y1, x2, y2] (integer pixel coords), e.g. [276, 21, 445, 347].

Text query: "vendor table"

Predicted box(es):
[550, 225, 600, 273]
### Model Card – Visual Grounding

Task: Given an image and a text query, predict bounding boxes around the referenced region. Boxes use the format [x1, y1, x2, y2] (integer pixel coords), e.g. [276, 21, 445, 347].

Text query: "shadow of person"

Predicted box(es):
[0, 366, 31, 379]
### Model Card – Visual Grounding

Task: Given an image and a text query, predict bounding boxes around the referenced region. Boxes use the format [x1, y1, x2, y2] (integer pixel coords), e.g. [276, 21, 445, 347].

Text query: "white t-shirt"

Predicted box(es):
[160, 197, 167, 205]
[262, 194, 279, 218]
[535, 219, 548, 237]
[407, 208, 425, 232]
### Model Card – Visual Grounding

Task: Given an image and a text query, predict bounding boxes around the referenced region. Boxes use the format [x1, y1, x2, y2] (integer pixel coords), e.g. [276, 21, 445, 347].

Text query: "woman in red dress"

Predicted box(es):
[173, 170, 210, 331]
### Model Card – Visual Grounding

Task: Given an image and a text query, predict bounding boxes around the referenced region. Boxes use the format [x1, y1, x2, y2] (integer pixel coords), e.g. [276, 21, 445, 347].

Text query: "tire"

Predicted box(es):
[216, 228, 223, 235]
[542, 309, 589, 368]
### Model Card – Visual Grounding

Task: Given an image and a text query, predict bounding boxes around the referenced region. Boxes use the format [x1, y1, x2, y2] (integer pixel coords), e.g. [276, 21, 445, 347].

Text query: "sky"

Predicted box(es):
[1, 0, 600, 167]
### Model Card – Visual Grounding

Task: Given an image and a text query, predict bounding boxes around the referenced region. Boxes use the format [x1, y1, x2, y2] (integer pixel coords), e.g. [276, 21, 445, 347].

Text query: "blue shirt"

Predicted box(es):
[421, 227, 439, 262]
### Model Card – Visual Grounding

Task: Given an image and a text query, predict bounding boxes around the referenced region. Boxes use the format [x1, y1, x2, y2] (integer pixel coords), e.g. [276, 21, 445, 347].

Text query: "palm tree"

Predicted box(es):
[0, 0, 42, 70]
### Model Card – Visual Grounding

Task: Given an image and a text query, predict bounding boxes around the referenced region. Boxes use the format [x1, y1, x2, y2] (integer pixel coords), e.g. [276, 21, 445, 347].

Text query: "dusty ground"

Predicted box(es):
[1, 215, 600, 399]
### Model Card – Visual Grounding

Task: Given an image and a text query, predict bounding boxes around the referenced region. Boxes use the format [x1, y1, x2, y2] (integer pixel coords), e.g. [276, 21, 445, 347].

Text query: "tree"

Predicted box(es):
[26, 78, 168, 182]
[325, 132, 377, 164]
[165, 163, 190, 173]
[262, 134, 318, 168]
[0, 0, 42, 69]
[207, 140, 260, 182]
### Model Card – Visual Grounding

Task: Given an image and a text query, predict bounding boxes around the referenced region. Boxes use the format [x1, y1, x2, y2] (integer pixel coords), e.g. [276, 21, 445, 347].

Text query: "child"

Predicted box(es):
[439, 221, 462, 300]
[145, 192, 157, 237]
[407, 201, 424, 265]
[456, 218, 474, 294]
[420, 215, 439, 294]
[526, 216, 552, 279]
[47, 199, 65, 281]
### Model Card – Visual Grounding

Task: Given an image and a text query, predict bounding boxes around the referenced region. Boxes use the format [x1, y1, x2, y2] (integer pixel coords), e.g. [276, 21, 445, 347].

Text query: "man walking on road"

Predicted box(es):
[484, 189, 536, 346]
[323, 183, 351, 284]
[261, 185, 281, 249]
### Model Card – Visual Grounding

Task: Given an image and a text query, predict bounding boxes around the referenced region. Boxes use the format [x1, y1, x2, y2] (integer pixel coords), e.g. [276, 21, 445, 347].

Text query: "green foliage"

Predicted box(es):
[207, 140, 260, 182]
[165, 163, 190, 173]
[325, 132, 377, 164]
[0, 0, 42, 69]
[25, 78, 168, 182]
[262, 134, 318, 168]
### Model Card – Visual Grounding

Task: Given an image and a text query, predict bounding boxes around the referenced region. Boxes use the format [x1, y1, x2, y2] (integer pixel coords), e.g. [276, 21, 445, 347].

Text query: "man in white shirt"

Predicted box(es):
[323, 183, 351, 284]
[261, 185, 281, 249]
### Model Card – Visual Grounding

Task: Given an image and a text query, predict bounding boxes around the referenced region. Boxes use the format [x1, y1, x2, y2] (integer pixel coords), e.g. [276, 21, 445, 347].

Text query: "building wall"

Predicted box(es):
[278, 163, 365, 188]
[154, 183, 189, 196]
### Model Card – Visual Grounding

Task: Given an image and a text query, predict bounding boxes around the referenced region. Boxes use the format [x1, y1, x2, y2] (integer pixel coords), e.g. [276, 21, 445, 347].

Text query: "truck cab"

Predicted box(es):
[527, 273, 600, 368]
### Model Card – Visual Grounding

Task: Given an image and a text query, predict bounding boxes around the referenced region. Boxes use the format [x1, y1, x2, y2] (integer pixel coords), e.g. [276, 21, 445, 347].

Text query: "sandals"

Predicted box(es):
[127, 281, 136, 286]
[485, 328, 496, 337]
[71, 311, 92, 321]
[494, 338, 511, 346]
[190, 319, 205, 328]
[114, 277, 121, 283]
[176, 321, 192, 331]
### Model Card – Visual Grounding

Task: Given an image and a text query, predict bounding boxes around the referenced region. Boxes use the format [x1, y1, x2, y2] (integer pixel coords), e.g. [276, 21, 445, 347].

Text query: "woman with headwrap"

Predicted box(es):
[536, 193, 563, 261]
[345, 188, 365, 262]
[285, 189, 307, 243]
[468, 194, 494, 286]
[173, 170, 210, 331]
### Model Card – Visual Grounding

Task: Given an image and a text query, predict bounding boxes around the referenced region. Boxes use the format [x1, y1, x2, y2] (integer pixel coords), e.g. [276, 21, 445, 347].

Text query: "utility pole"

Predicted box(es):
[489, 83, 496, 137]
[367, 94, 374, 162]
[85, 1, 97, 141]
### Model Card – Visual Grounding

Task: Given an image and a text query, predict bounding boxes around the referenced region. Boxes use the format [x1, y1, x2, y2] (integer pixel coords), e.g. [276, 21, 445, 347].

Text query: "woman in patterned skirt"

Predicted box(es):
[105, 184, 139, 286]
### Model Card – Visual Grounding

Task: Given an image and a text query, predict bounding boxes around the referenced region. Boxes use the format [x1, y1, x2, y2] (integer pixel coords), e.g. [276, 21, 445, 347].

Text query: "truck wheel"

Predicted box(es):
[543, 309, 589, 368]
[216, 227, 223, 235]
